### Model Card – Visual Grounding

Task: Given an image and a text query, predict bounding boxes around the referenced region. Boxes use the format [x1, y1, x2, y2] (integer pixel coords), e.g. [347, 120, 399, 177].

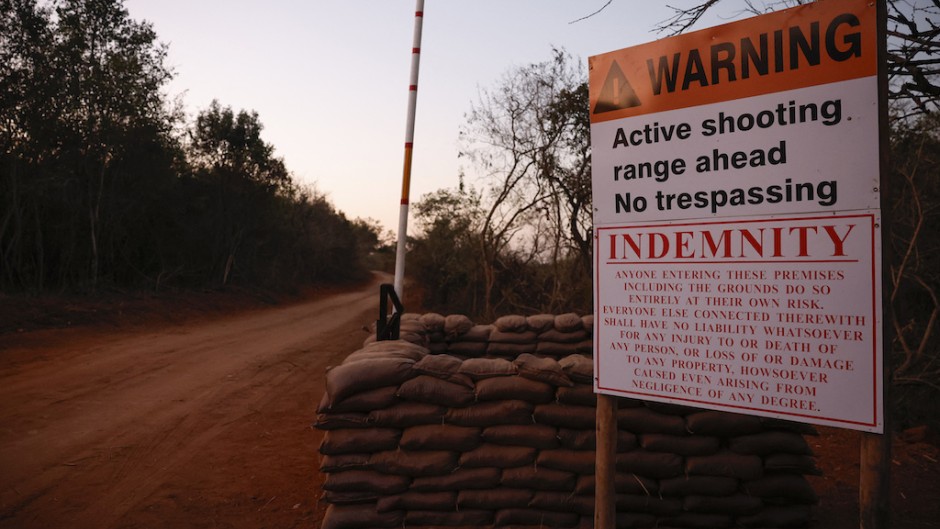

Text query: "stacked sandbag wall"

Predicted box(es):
[315, 313, 821, 529]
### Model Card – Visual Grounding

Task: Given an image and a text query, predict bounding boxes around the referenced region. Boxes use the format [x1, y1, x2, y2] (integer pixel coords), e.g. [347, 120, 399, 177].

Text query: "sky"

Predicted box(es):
[122, 1, 735, 234]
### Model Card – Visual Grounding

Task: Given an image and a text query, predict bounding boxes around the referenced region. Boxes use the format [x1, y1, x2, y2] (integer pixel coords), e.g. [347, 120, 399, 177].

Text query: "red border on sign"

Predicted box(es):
[594, 212, 879, 428]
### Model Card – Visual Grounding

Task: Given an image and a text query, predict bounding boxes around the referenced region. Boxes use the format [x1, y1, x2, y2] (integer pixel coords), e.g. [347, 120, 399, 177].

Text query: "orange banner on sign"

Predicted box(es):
[589, 0, 877, 122]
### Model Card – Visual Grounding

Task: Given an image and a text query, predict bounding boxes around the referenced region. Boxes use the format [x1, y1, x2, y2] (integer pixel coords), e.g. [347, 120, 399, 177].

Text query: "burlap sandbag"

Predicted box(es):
[317, 385, 399, 414]
[614, 494, 682, 516]
[557, 354, 594, 384]
[320, 490, 380, 505]
[536, 449, 597, 475]
[538, 328, 589, 343]
[686, 450, 764, 481]
[556, 385, 597, 406]
[405, 510, 494, 526]
[494, 507, 580, 528]
[319, 453, 372, 473]
[659, 475, 740, 497]
[737, 505, 813, 528]
[554, 313, 584, 332]
[419, 312, 446, 332]
[322, 470, 410, 494]
[444, 400, 533, 427]
[501, 465, 578, 491]
[396, 375, 475, 407]
[615, 450, 683, 479]
[529, 491, 595, 516]
[458, 357, 518, 379]
[534, 403, 596, 429]
[400, 423, 482, 452]
[321, 503, 403, 529]
[324, 357, 415, 407]
[367, 402, 446, 427]
[412, 354, 474, 387]
[573, 472, 658, 496]
[319, 428, 401, 456]
[615, 512, 657, 529]
[482, 424, 559, 449]
[660, 512, 733, 528]
[527, 313, 557, 333]
[476, 376, 555, 403]
[314, 412, 370, 430]
[742, 474, 819, 504]
[369, 449, 458, 477]
[411, 467, 501, 491]
[494, 314, 530, 332]
[684, 493, 764, 516]
[514, 353, 573, 387]
[457, 488, 535, 510]
[376, 490, 456, 512]
[640, 433, 721, 456]
[458, 443, 538, 468]
[685, 410, 763, 436]
[616, 406, 687, 435]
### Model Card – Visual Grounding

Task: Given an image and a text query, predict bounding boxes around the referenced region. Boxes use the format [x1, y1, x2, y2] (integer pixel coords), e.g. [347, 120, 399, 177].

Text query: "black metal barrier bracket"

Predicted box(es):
[376, 283, 403, 341]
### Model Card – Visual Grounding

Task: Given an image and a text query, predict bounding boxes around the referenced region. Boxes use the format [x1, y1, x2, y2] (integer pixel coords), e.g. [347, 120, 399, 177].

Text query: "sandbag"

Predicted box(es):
[319, 453, 372, 473]
[476, 376, 555, 403]
[615, 450, 683, 479]
[536, 449, 597, 475]
[686, 450, 764, 480]
[367, 402, 446, 427]
[396, 375, 475, 407]
[322, 470, 411, 494]
[514, 353, 573, 387]
[458, 443, 537, 468]
[640, 433, 720, 456]
[376, 490, 455, 512]
[324, 357, 415, 407]
[615, 494, 682, 516]
[314, 412, 371, 430]
[615, 512, 657, 529]
[554, 313, 584, 332]
[317, 385, 399, 414]
[556, 385, 598, 406]
[488, 342, 538, 356]
[616, 406, 687, 435]
[419, 312, 446, 333]
[482, 424, 559, 449]
[501, 465, 577, 491]
[444, 400, 533, 426]
[685, 410, 763, 436]
[537, 341, 586, 357]
[729, 431, 813, 456]
[527, 314, 557, 333]
[321, 490, 381, 505]
[659, 475, 740, 497]
[529, 491, 595, 515]
[412, 354, 474, 387]
[458, 488, 535, 510]
[557, 355, 594, 384]
[446, 341, 489, 356]
[683, 493, 764, 515]
[411, 467, 501, 491]
[347, 339, 428, 361]
[458, 357, 518, 379]
[573, 473, 658, 496]
[538, 328, 589, 343]
[644, 400, 700, 416]
[399, 423, 482, 452]
[319, 428, 401, 456]
[369, 449, 458, 477]
[494, 314, 530, 332]
[534, 403, 596, 429]
[444, 314, 474, 337]
[581, 314, 594, 334]
[321, 503, 403, 529]
[405, 509, 494, 526]
[494, 507, 580, 528]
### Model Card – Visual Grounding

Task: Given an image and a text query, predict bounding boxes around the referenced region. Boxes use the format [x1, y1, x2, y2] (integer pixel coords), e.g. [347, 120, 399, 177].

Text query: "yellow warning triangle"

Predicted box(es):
[593, 60, 641, 114]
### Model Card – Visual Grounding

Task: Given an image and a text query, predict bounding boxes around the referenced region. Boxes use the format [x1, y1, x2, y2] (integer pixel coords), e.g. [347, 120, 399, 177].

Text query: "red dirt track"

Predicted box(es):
[1, 272, 938, 528]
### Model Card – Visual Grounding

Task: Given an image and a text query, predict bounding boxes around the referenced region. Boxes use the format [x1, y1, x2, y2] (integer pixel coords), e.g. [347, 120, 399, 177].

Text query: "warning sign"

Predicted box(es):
[589, 0, 877, 122]
[590, 0, 885, 433]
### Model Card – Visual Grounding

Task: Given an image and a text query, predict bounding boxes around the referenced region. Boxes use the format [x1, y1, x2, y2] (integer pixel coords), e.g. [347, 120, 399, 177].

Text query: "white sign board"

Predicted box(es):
[590, 0, 884, 432]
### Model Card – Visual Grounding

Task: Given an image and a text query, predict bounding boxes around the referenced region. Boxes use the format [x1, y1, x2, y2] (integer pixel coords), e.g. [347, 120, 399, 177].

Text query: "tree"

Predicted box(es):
[1, 0, 179, 292]
[459, 48, 592, 317]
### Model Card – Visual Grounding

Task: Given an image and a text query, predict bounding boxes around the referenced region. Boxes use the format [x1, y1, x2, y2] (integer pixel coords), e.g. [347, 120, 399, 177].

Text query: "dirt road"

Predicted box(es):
[0, 275, 385, 529]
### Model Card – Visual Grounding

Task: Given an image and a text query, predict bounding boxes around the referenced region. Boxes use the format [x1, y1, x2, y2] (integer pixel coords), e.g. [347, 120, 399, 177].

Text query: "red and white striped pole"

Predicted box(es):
[393, 0, 425, 297]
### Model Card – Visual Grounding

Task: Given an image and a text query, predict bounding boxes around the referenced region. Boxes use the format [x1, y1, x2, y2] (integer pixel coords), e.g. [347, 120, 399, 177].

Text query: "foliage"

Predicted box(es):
[1, 0, 378, 295]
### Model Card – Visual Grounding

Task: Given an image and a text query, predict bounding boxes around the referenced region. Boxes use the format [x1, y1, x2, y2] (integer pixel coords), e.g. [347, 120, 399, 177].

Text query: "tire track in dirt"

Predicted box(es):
[0, 274, 385, 528]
